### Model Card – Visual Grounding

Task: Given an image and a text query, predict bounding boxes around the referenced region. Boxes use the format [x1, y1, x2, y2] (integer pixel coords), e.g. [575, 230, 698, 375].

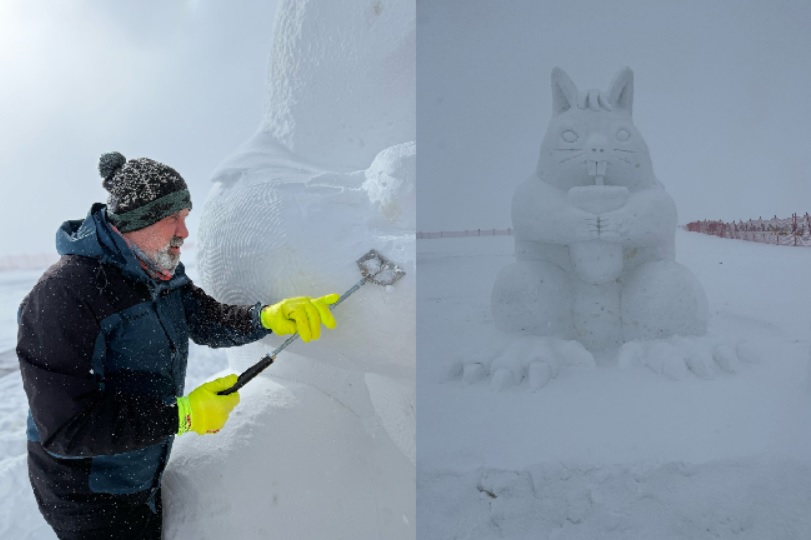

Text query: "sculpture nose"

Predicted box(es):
[584, 133, 608, 183]
[586, 133, 607, 155]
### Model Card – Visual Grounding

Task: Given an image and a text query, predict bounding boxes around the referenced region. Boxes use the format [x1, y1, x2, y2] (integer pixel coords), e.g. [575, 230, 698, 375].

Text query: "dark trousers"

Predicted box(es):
[42, 489, 163, 540]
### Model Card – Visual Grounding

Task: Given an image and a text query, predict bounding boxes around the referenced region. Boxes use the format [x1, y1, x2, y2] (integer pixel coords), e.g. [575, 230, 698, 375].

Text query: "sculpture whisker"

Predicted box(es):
[612, 153, 633, 165]
[558, 152, 585, 164]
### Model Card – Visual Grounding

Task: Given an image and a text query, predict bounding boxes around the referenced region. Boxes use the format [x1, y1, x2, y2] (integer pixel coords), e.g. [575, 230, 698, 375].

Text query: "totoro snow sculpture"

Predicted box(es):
[492, 67, 707, 352]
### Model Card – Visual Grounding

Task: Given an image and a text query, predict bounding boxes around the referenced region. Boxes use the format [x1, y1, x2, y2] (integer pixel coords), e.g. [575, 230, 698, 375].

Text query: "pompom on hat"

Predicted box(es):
[99, 151, 192, 232]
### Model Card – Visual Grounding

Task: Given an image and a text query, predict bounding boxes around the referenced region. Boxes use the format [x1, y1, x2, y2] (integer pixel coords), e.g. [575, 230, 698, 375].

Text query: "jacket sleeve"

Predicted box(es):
[180, 282, 271, 348]
[17, 272, 177, 457]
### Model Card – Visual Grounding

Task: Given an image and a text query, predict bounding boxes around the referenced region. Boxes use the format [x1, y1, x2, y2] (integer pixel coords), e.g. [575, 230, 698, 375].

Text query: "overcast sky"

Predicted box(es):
[418, 0, 811, 232]
[4, 1, 810, 254]
[0, 0, 279, 255]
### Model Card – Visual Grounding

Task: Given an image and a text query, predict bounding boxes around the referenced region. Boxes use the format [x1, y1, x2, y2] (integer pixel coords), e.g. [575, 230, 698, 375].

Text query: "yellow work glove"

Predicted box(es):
[177, 375, 240, 435]
[260, 294, 340, 342]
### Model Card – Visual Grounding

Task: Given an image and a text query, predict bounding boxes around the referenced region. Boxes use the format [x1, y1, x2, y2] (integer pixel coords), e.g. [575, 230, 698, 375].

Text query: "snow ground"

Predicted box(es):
[417, 229, 811, 539]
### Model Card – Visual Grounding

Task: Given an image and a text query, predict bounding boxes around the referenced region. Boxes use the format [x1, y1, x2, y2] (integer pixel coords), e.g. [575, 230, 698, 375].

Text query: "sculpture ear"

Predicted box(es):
[608, 67, 634, 115]
[551, 67, 579, 116]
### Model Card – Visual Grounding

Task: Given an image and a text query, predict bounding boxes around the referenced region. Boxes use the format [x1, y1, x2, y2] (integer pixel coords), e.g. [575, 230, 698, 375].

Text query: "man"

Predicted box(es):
[17, 152, 338, 539]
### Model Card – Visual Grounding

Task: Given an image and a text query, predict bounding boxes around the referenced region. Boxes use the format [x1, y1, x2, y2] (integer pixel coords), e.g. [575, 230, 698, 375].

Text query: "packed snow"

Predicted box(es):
[417, 230, 811, 539]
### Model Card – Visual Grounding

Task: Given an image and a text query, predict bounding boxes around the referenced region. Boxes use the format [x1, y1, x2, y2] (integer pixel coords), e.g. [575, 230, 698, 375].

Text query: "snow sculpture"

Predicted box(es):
[163, 1, 415, 538]
[492, 67, 708, 353]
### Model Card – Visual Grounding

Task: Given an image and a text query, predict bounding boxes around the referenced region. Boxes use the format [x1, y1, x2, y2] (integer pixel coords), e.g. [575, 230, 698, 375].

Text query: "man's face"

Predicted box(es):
[123, 209, 190, 273]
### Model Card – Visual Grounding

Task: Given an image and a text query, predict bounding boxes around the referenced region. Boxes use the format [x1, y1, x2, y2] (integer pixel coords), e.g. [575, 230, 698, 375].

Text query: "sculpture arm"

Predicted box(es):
[512, 177, 600, 245]
[600, 187, 677, 246]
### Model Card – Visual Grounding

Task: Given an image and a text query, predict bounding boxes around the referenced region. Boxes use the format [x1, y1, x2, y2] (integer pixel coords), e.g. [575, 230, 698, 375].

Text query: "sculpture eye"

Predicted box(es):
[616, 129, 631, 141]
[561, 130, 578, 143]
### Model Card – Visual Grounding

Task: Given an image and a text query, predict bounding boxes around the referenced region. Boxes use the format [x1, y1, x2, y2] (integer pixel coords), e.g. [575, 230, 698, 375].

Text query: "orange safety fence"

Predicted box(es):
[684, 213, 811, 247]
[417, 228, 513, 239]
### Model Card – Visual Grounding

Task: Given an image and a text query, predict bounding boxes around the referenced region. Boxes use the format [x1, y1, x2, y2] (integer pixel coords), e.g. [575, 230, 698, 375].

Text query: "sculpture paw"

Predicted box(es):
[617, 336, 760, 380]
[457, 336, 595, 391]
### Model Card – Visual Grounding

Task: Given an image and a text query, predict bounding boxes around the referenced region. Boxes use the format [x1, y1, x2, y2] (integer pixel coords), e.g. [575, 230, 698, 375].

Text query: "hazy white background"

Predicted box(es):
[417, 0, 811, 232]
[6, 1, 809, 251]
[0, 0, 279, 255]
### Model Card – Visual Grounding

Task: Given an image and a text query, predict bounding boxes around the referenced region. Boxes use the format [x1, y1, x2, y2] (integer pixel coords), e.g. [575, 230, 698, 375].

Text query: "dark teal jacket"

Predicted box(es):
[17, 204, 269, 521]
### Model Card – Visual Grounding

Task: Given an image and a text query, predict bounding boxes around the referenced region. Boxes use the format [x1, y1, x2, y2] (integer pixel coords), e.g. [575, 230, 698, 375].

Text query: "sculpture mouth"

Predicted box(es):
[587, 160, 608, 184]
[567, 183, 630, 214]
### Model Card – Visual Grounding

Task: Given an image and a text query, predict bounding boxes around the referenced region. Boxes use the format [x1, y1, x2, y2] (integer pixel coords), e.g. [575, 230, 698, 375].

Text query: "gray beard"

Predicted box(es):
[148, 237, 183, 274]
[152, 246, 181, 273]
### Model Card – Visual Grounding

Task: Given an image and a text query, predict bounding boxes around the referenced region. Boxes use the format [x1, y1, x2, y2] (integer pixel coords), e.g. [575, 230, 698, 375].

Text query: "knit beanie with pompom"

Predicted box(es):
[99, 151, 192, 233]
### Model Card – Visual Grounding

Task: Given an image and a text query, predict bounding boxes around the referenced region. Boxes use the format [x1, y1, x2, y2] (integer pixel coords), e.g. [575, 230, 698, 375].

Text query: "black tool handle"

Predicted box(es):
[218, 353, 275, 395]
[216, 276, 370, 396]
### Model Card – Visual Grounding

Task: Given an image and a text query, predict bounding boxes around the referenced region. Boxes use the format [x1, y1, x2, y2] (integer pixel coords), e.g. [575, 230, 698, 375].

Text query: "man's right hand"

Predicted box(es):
[260, 294, 339, 342]
[177, 375, 240, 435]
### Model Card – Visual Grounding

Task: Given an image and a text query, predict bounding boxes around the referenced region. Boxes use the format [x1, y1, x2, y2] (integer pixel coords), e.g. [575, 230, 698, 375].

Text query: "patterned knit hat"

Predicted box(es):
[99, 152, 192, 233]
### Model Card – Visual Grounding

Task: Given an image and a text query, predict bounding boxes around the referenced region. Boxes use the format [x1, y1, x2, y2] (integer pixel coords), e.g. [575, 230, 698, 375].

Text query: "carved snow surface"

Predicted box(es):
[164, 1, 415, 538]
[196, 133, 415, 377]
[460, 336, 595, 392]
[262, 0, 415, 171]
[455, 334, 760, 392]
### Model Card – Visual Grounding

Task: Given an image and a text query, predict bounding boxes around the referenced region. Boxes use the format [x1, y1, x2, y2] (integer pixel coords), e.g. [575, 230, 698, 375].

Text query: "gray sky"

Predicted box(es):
[0, 0, 279, 255]
[417, 0, 811, 232]
[4, 1, 810, 252]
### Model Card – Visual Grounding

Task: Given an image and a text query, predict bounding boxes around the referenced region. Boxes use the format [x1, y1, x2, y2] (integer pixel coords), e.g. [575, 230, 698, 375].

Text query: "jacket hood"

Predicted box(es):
[56, 203, 186, 285]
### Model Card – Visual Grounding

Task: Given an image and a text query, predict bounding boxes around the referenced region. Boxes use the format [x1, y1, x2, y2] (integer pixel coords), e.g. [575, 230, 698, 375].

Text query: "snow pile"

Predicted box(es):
[363, 141, 416, 230]
[165, 0, 415, 538]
